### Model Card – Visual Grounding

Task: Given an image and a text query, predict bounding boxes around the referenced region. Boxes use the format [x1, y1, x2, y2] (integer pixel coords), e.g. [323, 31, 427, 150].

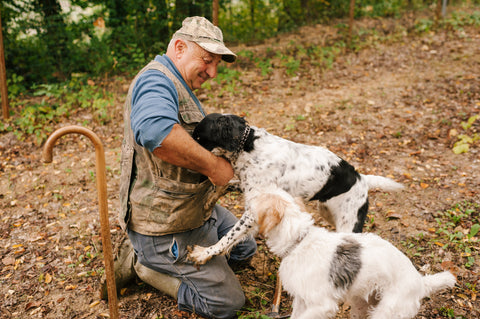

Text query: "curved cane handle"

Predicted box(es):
[43, 125, 118, 319]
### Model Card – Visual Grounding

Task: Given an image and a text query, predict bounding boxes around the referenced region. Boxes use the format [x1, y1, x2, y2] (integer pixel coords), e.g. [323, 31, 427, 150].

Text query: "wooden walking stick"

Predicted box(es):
[266, 274, 289, 318]
[43, 125, 118, 319]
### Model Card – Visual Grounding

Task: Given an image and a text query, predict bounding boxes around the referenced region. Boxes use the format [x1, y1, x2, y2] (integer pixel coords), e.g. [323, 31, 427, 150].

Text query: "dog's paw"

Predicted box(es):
[186, 245, 213, 267]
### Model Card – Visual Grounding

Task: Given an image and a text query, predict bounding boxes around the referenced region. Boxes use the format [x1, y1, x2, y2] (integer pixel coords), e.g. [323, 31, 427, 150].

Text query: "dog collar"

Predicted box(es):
[232, 125, 251, 161]
[280, 230, 309, 258]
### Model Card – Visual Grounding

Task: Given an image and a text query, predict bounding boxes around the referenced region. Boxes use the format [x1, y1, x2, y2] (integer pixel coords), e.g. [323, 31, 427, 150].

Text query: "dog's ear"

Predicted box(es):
[216, 115, 248, 152]
[216, 116, 235, 150]
[193, 114, 248, 152]
[193, 114, 225, 150]
[255, 193, 287, 236]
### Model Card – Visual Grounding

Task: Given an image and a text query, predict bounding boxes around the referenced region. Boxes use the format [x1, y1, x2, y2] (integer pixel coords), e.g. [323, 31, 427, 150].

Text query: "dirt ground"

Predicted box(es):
[1, 9, 479, 319]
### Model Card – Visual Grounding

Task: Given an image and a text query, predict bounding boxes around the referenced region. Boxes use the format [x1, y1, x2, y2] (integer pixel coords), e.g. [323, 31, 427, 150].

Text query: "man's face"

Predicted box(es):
[177, 41, 222, 90]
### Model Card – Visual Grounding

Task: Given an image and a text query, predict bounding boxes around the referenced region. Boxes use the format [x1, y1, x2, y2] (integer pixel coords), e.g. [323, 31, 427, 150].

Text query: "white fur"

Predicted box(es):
[252, 187, 456, 319]
[188, 120, 403, 265]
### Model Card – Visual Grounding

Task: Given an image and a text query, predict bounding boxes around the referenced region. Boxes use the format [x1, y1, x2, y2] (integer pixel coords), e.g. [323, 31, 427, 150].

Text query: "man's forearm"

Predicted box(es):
[153, 124, 233, 185]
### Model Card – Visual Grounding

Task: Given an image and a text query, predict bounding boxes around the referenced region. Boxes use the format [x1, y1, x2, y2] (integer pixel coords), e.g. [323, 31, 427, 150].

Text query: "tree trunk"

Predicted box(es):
[212, 0, 219, 26]
[249, 0, 256, 41]
[348, 0, 355, 45]
[0, 13, 9, 120]
[436, 0, 442, 21]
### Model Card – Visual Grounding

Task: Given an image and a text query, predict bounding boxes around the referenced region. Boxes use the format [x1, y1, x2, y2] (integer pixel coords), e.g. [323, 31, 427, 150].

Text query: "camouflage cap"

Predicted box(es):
[173, 16, 236, 63]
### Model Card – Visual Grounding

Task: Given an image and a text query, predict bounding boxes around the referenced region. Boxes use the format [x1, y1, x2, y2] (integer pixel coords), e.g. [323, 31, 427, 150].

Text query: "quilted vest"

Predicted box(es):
[119, 60, 226, 235]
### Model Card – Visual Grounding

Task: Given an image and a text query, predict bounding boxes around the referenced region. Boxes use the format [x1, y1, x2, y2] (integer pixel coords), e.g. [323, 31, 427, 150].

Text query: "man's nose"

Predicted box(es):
[206, 64, 217, 79]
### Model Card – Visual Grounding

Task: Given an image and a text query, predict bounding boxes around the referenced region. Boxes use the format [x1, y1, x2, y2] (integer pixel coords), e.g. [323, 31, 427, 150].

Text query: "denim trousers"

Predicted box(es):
[128, 204, 257, 319]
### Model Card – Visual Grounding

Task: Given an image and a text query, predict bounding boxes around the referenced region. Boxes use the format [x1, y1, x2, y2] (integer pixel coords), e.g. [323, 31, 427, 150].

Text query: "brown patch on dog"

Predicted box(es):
[254, 193, 288, 235]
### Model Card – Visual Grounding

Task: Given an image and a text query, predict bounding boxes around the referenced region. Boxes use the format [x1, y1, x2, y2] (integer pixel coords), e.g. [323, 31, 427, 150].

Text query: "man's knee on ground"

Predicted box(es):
[208, 285, 245, 319]
[178, 279, 245, 319]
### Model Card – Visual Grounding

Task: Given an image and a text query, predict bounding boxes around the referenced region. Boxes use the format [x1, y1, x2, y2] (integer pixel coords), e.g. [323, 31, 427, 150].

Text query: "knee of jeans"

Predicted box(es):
[178, 280, 245, 319]
[210, 288, 245, 319]
[230, 235, 257, 261]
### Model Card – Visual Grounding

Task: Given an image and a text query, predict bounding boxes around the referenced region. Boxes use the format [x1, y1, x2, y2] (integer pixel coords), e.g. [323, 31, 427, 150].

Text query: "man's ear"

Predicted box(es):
[174, 39, 188, 59]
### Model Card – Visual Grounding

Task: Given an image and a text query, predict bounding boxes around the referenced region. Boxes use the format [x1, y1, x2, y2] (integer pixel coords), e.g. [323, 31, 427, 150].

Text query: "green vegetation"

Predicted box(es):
[434, 201, 479, 268]
[0, 77, 114, 144]
[401, 201, 479, 269]
[453, 115, 480, 154]
[2, 0, 478, 90]
[2, 1, 479, 147]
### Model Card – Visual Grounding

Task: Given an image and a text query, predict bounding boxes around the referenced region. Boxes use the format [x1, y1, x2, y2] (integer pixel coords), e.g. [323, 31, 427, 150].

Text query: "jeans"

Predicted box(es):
[128, 205, 257, 318]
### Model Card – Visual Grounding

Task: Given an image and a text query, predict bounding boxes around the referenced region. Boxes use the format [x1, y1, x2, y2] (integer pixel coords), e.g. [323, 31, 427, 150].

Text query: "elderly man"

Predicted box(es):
[107, 17, 257, 318]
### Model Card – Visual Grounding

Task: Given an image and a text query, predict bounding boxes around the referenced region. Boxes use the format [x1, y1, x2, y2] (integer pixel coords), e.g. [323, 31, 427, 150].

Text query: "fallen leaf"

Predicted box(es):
[420, 183, 429, 189]
[25, 301, 41, 311]
[401, 221, 410, 227]
[44, 273, 53, 284]
[448, 129, 458, 138]
[453, 144, 469, 154]
[2, 256, 15, 266]
[14, 248, 25, 254]
[441, 260, 456, 270]
[386, 211, 401, 219]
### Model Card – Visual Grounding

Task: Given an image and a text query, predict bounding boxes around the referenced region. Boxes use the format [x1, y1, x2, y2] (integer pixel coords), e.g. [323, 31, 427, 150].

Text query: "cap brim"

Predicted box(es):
[197, 42, 236, 63]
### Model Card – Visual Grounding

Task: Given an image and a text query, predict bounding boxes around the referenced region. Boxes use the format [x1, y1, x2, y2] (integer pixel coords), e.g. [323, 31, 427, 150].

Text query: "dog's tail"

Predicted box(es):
[422, 271, 456, 298]
[363, 175, 404, 192]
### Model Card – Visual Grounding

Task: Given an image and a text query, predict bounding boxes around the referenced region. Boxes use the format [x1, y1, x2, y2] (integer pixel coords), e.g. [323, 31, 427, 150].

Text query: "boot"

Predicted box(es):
[100, 237, 181, 300]
[134, 262, 181, 299]
[100, 237, 137, 300]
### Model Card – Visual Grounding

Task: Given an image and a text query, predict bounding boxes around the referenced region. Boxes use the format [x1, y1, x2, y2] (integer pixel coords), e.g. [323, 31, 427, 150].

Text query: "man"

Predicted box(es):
[108, 17, 257, 318]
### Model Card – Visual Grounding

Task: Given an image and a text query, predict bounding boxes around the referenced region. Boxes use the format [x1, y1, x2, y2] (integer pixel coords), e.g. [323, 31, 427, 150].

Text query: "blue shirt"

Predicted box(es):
[130, 55, 206, 152]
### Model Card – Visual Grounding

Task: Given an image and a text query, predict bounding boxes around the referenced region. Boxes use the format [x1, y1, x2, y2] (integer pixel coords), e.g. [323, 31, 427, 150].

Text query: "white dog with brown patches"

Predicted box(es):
[252, 187, 456, 319]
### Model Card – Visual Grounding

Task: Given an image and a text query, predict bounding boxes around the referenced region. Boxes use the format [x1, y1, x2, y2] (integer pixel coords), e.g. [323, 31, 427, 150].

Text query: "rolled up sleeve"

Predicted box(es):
[130, 70, 180, 152]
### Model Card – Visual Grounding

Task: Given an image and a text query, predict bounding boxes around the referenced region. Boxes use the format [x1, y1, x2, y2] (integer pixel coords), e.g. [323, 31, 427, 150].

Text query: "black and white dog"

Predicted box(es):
[253, 187, 456, 319]
[187, 113, 403, 265]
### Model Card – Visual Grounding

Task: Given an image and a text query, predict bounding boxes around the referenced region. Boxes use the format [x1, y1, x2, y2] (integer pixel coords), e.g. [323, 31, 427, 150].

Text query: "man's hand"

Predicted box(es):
[208, 156, 234, 186]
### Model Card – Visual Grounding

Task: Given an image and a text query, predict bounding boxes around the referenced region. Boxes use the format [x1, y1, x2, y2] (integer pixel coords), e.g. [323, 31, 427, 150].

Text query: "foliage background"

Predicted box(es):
[2, 0, 477, 91]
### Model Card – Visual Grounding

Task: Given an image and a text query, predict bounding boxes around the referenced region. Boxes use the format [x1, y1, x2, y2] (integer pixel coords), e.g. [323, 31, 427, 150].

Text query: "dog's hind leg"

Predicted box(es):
[368, 292, 420, 319]
[348, 295, 375, 319]
[290, 297, 307, 319]
[324, 196, 369, 233]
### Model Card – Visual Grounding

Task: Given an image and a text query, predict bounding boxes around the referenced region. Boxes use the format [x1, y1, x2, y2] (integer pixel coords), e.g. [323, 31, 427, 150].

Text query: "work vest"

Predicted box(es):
[119, 60, 226, 235]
